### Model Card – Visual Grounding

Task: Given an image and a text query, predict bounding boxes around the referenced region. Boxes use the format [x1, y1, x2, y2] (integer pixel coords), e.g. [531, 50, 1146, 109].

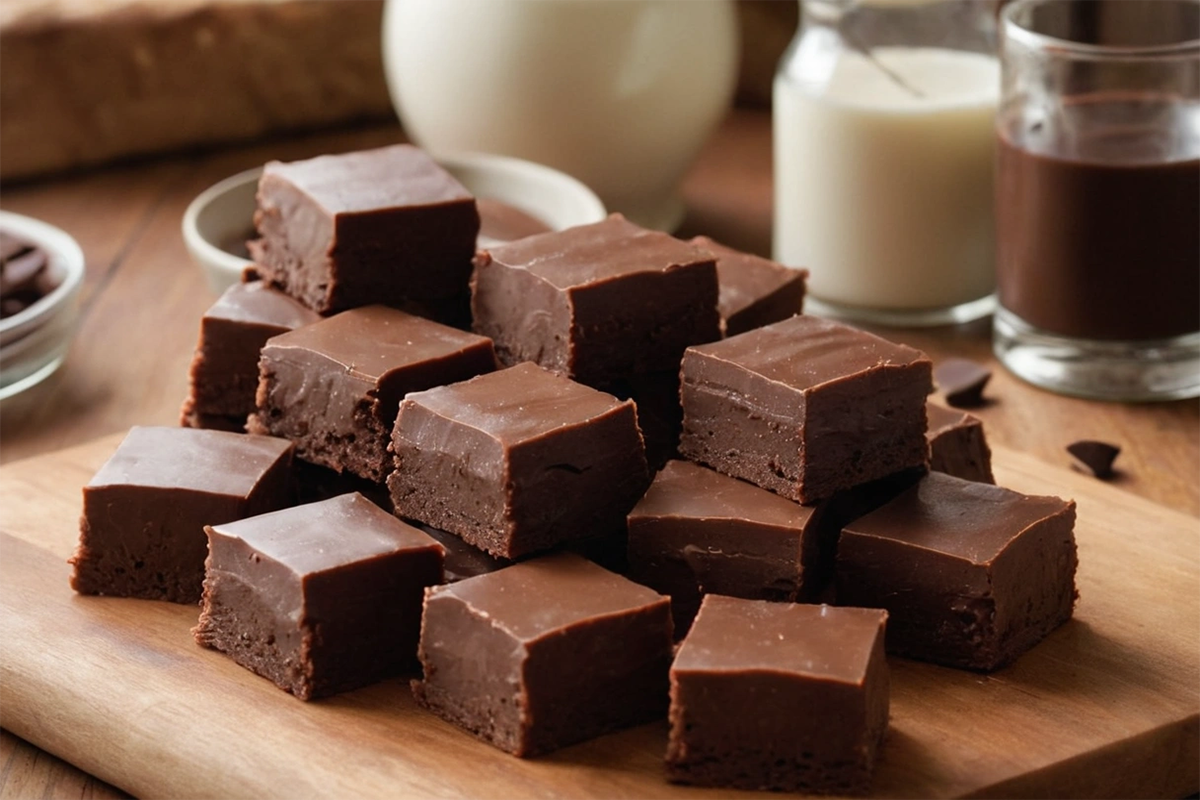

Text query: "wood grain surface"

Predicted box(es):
[0, 435, 1197, 799]
[0, 109, 1197, 797]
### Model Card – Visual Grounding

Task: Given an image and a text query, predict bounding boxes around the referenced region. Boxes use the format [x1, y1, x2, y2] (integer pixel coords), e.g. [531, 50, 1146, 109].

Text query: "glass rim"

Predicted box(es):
[1002, 0, 1200, 60]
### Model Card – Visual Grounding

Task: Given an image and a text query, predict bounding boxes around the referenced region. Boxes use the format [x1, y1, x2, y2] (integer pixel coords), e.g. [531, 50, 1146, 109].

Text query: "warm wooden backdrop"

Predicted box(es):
[0, 109, 1196, 798]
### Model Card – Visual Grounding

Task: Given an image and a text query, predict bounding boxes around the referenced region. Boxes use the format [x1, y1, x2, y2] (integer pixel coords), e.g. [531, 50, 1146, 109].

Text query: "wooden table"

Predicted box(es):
[0, 109, 1196, 799]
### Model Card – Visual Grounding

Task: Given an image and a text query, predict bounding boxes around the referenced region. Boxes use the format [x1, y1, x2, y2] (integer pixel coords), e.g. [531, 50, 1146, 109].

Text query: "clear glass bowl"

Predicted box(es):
[0, 211, 85, 400]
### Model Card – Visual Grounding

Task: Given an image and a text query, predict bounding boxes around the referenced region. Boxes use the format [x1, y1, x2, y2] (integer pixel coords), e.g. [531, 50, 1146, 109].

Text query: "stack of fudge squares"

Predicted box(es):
[69, 143, 1078, 795]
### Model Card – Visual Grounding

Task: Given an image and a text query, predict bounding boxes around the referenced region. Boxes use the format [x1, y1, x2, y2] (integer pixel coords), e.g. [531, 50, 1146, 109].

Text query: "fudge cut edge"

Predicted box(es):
[678, 343, 931, 504]
[666, 606, 889, 793]
[71, 447, 292, 604]
[251, 159, 479, 313]
[194, 562, 318, 698]
[413, 582, 672, 757]
[195, 514, 444, 699]
[802, 358, 932, 502]
[983, 499, 1078, 669]
[249, 167, 337, 313]
[248, 349, 391, 482]
[837, 495, 1078, 671]
[504, 400, 650, 557]
[388, 401, 514, 558]
[928, 408, 995, 484]
[678, 345, 808, 500]
[470, 254, 573, 374]
[472, 250, 719, 383]
[565, 264, 720, 383]
[626, 462, 826, 635]
[389, 394, 649, 559]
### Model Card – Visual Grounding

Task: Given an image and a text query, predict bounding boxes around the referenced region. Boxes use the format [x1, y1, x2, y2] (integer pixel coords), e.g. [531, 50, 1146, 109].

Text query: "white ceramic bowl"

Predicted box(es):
[0, 211, 85, 399]
[182, 151, 607, 295]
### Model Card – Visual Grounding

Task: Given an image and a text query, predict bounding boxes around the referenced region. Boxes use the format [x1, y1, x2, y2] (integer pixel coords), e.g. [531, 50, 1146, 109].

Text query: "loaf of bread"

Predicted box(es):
[0, 0, 393, 180]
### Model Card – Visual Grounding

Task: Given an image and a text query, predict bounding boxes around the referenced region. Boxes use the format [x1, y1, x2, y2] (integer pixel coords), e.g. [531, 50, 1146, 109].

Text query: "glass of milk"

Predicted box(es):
[774, 0, 1000, 326]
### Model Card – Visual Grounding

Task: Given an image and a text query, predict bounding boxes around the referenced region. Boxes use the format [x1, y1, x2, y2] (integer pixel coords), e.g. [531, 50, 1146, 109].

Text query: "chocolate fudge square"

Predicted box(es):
[927, 401, 995, 484]
[194, 493, 444, 700]
[70, 426, 293, 604]
[679, 315, 932, 504]
[181, 281, 320, 431]
[248, 305, 496, 482]
[412, 552, 673, 756]
[249, 144, 479, 313]
[388, 362, 650, 559]
[627, 460, 828, 635]
[837, 472, 1077, 671]
[667, 595, 889, 794]
[691, 236, 807, 337]
[471, 214, 720, 384]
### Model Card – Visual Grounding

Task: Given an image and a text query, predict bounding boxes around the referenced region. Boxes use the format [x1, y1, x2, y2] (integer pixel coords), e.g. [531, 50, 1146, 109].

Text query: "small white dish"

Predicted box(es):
[0, 211, 85, 400]
[182, 151, 607, 295]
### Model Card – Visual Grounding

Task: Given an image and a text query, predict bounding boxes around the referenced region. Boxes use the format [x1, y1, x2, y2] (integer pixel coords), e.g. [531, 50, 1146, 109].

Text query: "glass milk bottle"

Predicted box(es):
[774, 0, 1000, 326]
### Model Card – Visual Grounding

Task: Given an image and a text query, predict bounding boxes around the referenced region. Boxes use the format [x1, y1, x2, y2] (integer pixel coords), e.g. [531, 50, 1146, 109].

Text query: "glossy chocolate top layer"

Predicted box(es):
[476, 198, 552, 249]
[631, 460, 817, 528]
[687, 315, 928, 391]
[208, 492, 442, 577]
[691, 236, 806, 323]
[263, 144, 472, 214]
[205, 281, 320, 329]
[265, 305, 495, 384]
[400, 362, 632, 446]
[675, 595, 886, 683]
[89, 426, 293, 497]
[429, 552, 666, 643]
[483, 214, 713, 291]
[845, 472, 1073, 565]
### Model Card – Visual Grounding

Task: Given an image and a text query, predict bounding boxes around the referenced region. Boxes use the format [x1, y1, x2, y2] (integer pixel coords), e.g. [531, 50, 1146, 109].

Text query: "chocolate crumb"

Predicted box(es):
[935, 358, 992, 408]
[1067, 440, 1120, 479]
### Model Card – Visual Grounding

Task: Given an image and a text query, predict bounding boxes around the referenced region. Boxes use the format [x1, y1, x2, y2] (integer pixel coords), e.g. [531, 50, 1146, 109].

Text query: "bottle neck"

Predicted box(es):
[800, 0, 998, 55]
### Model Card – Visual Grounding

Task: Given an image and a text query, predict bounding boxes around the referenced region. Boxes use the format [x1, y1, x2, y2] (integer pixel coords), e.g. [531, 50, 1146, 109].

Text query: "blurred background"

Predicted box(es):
[0, 0, 796, 182]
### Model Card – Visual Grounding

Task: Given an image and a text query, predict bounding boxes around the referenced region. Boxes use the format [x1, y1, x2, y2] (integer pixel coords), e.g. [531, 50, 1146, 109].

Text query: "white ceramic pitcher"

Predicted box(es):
[383, 0, 739, 231]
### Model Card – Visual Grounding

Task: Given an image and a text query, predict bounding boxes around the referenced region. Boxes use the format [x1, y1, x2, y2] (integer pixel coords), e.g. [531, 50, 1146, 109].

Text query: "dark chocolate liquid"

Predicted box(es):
[996, 95, 1200, 341]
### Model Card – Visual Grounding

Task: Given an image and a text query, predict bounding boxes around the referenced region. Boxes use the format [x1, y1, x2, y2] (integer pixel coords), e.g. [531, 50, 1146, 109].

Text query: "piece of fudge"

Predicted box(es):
[667, 595, 889, 794]
[248, 144, 479, 313]
[471, 214, 720, 385]
[627, 460, 828, 635]
[412, 552, 673, 756]
[690, 236, 807, 337]
[417, 524, 512, 584]
[388, 362, 650, 559]
[679, 315, 932, 504]
[926, 402, 995, 484]
[194, 493, 444, 699]
[476, 198, 552, 249]
[604, 370, 682, 472]
[181, 281, 320, 431]
[70, 426, 293, 604]
[836, 472, 1077, 671]
[248, 305, 496, 482]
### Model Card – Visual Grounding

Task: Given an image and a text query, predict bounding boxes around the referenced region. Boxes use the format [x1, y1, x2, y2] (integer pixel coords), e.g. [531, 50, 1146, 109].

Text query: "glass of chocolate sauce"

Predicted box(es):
[994, 0, 1199, 401]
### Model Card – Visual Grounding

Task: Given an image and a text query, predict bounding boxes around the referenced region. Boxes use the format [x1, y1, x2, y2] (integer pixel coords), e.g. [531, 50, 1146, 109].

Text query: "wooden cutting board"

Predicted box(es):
[1, 435, 1196, 799]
